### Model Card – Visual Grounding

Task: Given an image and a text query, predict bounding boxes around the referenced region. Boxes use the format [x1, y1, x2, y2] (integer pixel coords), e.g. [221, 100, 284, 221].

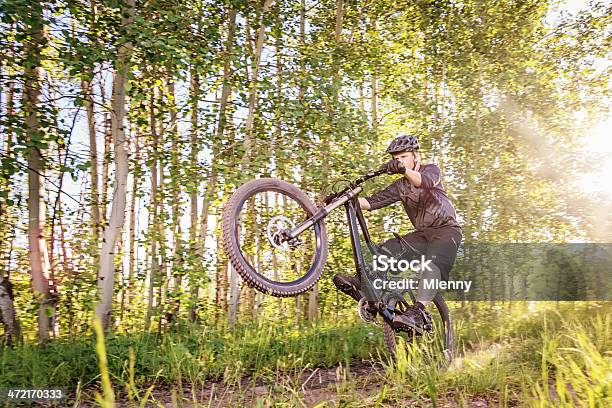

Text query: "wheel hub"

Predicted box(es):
[267, 215, 296, 251]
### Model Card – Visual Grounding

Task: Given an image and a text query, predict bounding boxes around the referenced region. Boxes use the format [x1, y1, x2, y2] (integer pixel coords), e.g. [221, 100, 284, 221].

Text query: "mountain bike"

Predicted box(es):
[221, 170, 454, 363]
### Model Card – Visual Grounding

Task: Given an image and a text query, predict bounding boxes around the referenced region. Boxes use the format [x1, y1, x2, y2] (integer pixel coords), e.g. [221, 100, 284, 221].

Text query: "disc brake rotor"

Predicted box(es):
[266, 215, 296, 251]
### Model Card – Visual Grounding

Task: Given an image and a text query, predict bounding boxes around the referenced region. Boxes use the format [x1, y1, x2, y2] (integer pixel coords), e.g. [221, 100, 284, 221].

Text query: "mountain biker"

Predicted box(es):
[333, 134, 462, 334]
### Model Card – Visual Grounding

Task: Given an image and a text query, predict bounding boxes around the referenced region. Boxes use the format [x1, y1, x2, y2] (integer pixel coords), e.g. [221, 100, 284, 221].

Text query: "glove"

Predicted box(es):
[382, 159, 406, 175]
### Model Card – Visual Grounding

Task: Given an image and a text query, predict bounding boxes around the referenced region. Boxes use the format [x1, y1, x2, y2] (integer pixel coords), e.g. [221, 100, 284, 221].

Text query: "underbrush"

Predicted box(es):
[1, 302, 610, 407]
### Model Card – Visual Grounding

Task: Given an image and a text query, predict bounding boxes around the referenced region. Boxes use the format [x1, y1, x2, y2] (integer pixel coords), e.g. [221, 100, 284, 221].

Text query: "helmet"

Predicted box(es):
[386, 134, 419, 154]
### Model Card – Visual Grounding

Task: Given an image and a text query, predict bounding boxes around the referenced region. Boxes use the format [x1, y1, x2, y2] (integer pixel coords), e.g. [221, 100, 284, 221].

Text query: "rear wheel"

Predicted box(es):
[221, 178, 328, 297]
[382, 294, 454, 366]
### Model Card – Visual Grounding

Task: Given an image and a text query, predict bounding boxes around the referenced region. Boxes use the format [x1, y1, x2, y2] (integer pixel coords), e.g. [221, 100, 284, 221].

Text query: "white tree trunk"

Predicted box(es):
[308, 284, 318, 322]
[229, 0, 274, 326]
[144, 95, 159, 331]
[228, 263, 240, 327]
[243, 0, 274, 155]
[0, 277, 20, 343]
[82, 79, 101, 239]
[95, 0, 135, 331]
[196, 6, 236, 324]
[24, 1, 54, 342]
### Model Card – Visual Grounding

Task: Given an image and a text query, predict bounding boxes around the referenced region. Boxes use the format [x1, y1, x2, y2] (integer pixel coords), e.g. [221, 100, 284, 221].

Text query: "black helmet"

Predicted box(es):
[386, 134, 419, 154]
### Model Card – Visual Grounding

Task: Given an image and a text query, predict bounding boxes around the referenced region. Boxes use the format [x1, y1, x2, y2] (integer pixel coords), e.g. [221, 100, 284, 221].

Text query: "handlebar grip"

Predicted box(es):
[355, 168, 386, 184]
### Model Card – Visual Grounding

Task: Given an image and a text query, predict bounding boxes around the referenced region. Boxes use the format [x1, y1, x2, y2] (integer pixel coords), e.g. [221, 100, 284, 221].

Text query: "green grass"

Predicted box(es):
[0, 317, 380, 390]
[378, 302, 612, 407]
[1, 302, 610, 406]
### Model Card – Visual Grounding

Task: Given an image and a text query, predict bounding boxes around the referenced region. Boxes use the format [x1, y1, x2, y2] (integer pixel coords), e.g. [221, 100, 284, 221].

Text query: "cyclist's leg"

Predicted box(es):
[377, 231, 428, 275]
[416, 227, 462, 304]
[382, 231, 433, 332]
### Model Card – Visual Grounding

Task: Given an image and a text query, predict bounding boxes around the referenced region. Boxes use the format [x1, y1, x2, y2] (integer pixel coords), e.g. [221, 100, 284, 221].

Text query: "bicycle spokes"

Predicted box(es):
[236, 190, 317, 284]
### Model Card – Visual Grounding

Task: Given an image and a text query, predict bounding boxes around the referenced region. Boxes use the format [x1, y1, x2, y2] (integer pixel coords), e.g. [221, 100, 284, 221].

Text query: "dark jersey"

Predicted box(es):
[364, 164, 461, 232]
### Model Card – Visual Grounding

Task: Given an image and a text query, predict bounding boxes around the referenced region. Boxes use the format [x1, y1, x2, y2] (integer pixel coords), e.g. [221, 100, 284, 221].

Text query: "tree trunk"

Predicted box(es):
[167, 73, 183, 325]
[358, 81, 365, 113]
[369, 18, 377, 133]
[0, 276, 20, 344]
[82, 78, 101, 241]
[215, 231, 228, 325]
[145, 92, 159, 331]
[308, 285, 318, 322]
[187, 0, 203, 321]
[307, 0, 345, 324]
[100, 72, 111, 228]
[272, 26, 284, 314]
[228, 261, 239, 327]
[96, 0, 135, 331]
[24, 0, 54, 343]
[1, 43, 16, 275]
[120, 132, 139, 322]
[188, 71, 200, 322]
[371, 73, 377, 132]
[242, 0, 274, 165]
[155, 92, 168, 333]
[191, 6, 237, 323]
[230, 0, 274, 326]
[57, 201, 74, 335]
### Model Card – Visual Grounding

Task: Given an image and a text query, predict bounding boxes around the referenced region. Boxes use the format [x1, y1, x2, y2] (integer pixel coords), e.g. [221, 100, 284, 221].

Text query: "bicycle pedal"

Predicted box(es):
[395, 325, 420, 336]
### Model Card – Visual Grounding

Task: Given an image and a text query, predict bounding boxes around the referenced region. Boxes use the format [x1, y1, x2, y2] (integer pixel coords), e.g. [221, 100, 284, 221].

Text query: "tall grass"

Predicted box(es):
[0, 317, 380, 402]
[377, 302, 611, 407]
[0, 302, 610, 406]
[93, 318, 115, 407]
[530, 312, 611, 407]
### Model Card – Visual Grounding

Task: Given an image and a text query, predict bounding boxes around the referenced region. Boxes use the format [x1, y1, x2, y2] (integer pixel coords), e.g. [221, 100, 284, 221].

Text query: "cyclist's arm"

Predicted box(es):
[361, 181, 401, 211]
[358, 197, 371, 210]
[403, 163, 440, 189]
[403, 167, 422, 187]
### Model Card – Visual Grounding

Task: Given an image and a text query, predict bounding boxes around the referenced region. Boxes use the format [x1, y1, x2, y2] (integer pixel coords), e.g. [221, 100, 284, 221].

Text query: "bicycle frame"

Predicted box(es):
[251, 171, 453, 353]
[282, 169, 407, 323]
[283, 168, 385, 241]
[344, 196, 407, 322]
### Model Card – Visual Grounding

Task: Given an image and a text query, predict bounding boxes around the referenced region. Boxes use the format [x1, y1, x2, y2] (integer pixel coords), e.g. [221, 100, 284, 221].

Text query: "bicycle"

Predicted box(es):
[221, 169, 454, 363]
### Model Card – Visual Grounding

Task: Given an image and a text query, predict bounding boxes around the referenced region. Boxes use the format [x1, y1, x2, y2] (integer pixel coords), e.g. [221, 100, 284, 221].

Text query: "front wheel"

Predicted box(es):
[382, 294, 454, 366]
[221, 178, 329, 297]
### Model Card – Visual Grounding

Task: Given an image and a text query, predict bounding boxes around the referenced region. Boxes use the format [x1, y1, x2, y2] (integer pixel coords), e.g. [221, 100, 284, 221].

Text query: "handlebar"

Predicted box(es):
[353, 168, 387, 186]
[286, 167, 387, 241]
[323, 168, 386, 204]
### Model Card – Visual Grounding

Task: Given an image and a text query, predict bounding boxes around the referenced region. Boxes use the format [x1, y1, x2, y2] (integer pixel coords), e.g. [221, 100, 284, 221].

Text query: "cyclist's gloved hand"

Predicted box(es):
[382, 159, 406, 175]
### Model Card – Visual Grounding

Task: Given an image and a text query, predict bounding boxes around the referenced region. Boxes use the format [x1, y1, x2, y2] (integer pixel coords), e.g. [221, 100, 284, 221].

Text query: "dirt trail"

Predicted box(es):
[143, 360, 386, 407]
[101, 357, 504, 407]
[74, 343, 510, 407]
